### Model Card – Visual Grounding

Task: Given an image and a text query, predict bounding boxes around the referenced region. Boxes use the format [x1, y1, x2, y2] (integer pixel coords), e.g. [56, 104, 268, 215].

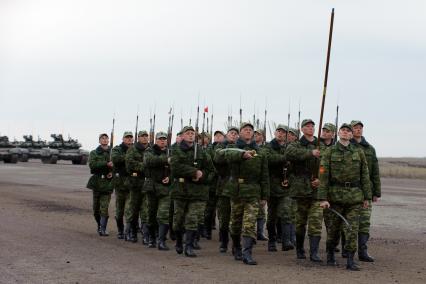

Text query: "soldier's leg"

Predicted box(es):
[266, 198, 278, 251]
[325, 204, 343, 266]
[358, 200, 374, 262]
[194, 201, 206, 249]
[173, 199, 186, 254]
[256, 201, 267, 241]
[307, 200, 323, 262]
[92, 191, 101, 234]
[157, 194, 171, 251]
[230, 199, 244, 261]
[183, 200, 204, 257]
[114, 189, 127, 239]
[146, 192, 159, 248]
[295, 198, 309, 259]
[204, 189, 217, 239]
[290, 198, 297, 245]
[324, 206, 340, 253]
[217, 196, 231, 253]
[99, 193, 112, 236]
[169, 198, 176, 240]
[279, 196, 295, 251]
[344, 204, 361, 270]
[139, 192, 150, 245]
[242, 200, 259, 265]
[125, 188, 142, 243]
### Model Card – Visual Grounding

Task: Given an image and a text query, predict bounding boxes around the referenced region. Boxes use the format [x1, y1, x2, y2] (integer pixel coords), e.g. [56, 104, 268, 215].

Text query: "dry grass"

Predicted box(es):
[379, 157, 426, 179]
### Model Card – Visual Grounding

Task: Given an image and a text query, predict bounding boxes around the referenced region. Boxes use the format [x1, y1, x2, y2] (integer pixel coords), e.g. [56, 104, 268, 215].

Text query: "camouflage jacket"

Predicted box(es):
[170, 141, 214, 201]
[111, 143, 130, 191]
[213, 140, 235, 196]
[286, 136, 320, 199]
[143, 144, 171, 196]
[318, 142, 372, 204]
[351, 137, 381, 198]
[86, 145, 113, 193]
[125, 142, 148, 191]
[264, 138, 290, 198]
[215, 139, 269, 201]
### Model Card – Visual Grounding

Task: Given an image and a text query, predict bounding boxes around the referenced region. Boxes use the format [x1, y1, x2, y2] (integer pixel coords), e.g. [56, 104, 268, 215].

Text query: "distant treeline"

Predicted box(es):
[379, 158, 426, 180]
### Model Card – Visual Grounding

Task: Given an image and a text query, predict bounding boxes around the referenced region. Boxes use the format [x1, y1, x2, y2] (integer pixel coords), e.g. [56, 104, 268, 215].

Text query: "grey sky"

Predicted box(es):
[0, 0, 424, 157]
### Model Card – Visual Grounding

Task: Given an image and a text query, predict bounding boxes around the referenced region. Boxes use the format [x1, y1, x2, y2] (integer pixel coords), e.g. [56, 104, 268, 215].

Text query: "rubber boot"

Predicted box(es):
[281, 223, 295, 251]
[296, 228, 306, 259]
[142, 223, 149, 245]
[242, 236, 257, 265]
[193, 229, 201, 250]
[148, 225, 157, 248]
[124, 222, 131, 241]
[256, 218, 268, 241]
[175, 230, 183, 254]
[267, 221, 277, 252]
[231, 234, 243, 261]
[309, 236, 322, 262]
[326, 242, 338, 266]
[116, 217, 124, 239]
[341, 233, 349, 258]
[358, 233, 375, 262]
[346, 252, 360, 271]
[219, 229, 229, 253]
[158, 224, 170, 251]
[95, 215, 101, 235]
[184, 230, 197, 257]
[99, 216, 109, 236]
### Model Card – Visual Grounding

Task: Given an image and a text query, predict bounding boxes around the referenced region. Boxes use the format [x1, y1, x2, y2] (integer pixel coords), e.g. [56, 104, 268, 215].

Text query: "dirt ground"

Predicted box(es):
[0, 161, 425, 284]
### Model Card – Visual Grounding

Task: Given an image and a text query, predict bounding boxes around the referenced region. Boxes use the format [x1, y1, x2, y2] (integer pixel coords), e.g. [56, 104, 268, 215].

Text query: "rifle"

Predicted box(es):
[239, 95, 242, 126]
[210, 106, 213, 135]
[201, 105, 207, 148]
[282, 102, 291, 187]
[134, 106, 139, 145]
[165, 107, 174, 178]
[334, 103, 339, 145]
[263, 101, 267, 145]
[297, 99, 301, 138]
[109, 116, 115, 161]
[194, 98, 200, 167]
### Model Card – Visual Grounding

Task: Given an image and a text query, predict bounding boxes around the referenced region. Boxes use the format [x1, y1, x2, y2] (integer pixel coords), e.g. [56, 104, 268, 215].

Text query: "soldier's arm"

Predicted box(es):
[370, 146, 381, 198]
[89, 150, 108, 171]
[125, 148, 144, 173]
[318, 148, 331, 200]
[213, 145, 227, 164]
[359, 150, 372, 201]
[286, 142, 313, 161]
[143, 149, 168, 167]
[111, 146, 124, 164]
[267, 146, 286, 166]
[170, 151, 198, 179]
[260, 154, 270, 200]
[201, 152, 216, 183]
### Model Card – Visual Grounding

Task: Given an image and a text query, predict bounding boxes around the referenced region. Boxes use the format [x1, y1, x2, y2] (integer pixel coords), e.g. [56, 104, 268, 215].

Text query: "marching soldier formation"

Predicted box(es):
[86, 113, 381, 271]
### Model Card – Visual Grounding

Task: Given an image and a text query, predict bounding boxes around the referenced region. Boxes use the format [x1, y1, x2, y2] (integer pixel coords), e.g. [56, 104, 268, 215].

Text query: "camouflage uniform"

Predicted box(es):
[112, 142, 131, 239]
[218, 136, 269, 265]
[203, 142, 219, 240]
[87, 145, 113, 236]
[170, 137, 214, 257]
[318, 137, 371, 269]
[286, 134, 323, 261]
[124, 141, 148, 242]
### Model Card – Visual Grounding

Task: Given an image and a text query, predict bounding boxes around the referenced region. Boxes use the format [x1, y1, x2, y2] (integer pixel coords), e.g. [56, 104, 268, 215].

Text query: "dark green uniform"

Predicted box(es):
[320, 139, 335, 234]
[204, 142, 219, 239]
[87, 145, 113, 235]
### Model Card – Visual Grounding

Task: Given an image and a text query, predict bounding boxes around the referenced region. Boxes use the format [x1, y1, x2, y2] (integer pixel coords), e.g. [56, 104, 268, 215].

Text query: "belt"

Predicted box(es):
[330, 181, 360, 188]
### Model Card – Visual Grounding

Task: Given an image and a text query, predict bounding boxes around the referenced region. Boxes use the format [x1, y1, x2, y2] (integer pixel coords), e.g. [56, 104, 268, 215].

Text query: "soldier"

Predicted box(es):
[265, 125, 294, 252]
[170, 126, 214, 257]
[318, 123, 371, 270]
[350, 120, 381, 262]
[86, 133, 113, 236]
[124, 130, 149, 243]
[286, 119, 323, 262]
[216, 122, 269, 265]
[111, 131, 134, 239]
[143, 131, 172, 250]
[254, 128, 268, 241]
[287, 128, 299, 247]
[169, 130, 183, 241]
[214, 126, 239, 253]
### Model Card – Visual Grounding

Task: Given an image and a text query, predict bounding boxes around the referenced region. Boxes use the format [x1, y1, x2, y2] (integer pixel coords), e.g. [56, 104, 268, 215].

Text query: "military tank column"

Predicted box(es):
[48, 134, 89, 165]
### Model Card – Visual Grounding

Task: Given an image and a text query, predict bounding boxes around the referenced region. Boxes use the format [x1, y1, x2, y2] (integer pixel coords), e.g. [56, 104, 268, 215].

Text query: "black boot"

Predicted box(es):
[334, 231, 341, 252]
[267, 221, 277, 252]
[231, 234, 243, 261]
[242, 236, 257, 265]
[256, 218, 268, 241]
[175, 230, 183, 254]
[290, 223, 296, 246]
[142, 223, 149, 245]
[95, 215, 101, 235]
[296, 228, 306, 259]
[282, 223, 295, 251]
[116, 217, 124, 239]
[326, 242, 338, 266]
[309, 236, 322, 262]
[169, 227, 176, 241]
[148, 225, 157, 248]
[128, 220, 138, 243]
[358, 233, 375, 262]
[199, 224, 207, 239]
[347, 252, 360, 271]
[124, 222, 131, 241]
[341, 233, 348, 258]
[158, 224, 170, 251]
[99, 216, 109, 236]
[204, 218, 212, 240]
[193, 230, 201, 250]
[184, 230, 197, 257]
[276, 219, 282, 243]
[219, 229, 229, 253]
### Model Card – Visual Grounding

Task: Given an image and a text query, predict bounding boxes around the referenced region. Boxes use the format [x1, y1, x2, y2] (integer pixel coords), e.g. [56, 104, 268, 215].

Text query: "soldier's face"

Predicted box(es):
[214, 133, 224, 143]
[288, 132, 297, 142]
[156, 138, 167, 148]
[321, 129, 334, 139]
[338, 128, 352, 141]
[240, 127, 254, 140]
[352, 125, 363, 138]
[99, 136, 109, 146]
[226, 130, 239, 143]
[254, 132, 263, 143]
[183, 130, 195, 143]
[175, 135, 182, 143]
[275, 129, 286, 142]
[302, 123, 315, 136]
[123, 136, 134, 146]
[138, 135, 149, 144]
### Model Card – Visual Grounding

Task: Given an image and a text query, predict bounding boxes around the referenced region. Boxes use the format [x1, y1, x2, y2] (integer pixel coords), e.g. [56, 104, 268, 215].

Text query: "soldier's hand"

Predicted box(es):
[193, 170, 203, 181]
[320, 201, 330, 208]
[372, 196, 380, 203]
[311, 178, 320, 188]
[162, 177, 170, 184]
[260, 200, 267, 207]
[243, 151, 254, 160]
[312, 149, 320, 158]
[167, 157, 171, 164]
[106, 172, 113, 179]
[363, 200, 369, 209]
[107, 161, 113, 168]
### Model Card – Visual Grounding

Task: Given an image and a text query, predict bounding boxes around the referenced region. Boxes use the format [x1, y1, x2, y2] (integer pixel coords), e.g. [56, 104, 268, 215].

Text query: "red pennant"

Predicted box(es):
[204, 106, 209, 113]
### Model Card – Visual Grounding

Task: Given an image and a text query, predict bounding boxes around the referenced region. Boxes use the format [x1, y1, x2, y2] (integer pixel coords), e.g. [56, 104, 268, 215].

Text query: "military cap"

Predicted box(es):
[99, 133, 109, 139]
[182, 125, 195, 133]
[214, 130, 225, 136]
[254, 128, 265, 134]
[339, 123, 353, 132]
[123, 131, 133, 138]
[322, 123, 336, 132]
[227, 126, 239, 134]
[275, 124, 288, 131]
[301, 119, 315, 127]
[350, 120, 364, 128]
[138, 130, 148, 137]
[176, 130, 183, 136]
[240, 122, 254, 130]
[155, 131, 168, 139]
[201, 132, 212, 139]
[289, 128, 298, 135]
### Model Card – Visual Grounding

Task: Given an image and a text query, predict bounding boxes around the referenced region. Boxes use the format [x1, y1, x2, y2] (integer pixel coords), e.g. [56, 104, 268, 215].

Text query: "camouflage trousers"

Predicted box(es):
[359, 200, 372, 234]
[204, 188, 217, 228]
[267, 196, 294, 228]
[257, 201, 266, 219]
[93, 191, 111, 218]
[125, 189, 147, 224]
[146, 192, 171, 225]
[326, 203, 361, 253]
[230, 198, 259, 239]
[173, 199, 205, 231]
[217, 196, 231, 231]
[295, 198, 323, 237]
[114, 189, 130, 221]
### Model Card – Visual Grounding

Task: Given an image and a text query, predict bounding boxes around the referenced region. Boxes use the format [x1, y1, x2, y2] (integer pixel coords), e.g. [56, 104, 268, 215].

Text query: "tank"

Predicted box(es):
[0, 136, 22, 163]
[18, 135, 60, 164]
[48, 134, 89, 165]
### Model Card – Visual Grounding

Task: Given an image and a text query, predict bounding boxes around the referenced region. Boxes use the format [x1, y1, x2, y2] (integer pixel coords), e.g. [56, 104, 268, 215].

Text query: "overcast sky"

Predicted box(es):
[0, 0, 424, 157]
